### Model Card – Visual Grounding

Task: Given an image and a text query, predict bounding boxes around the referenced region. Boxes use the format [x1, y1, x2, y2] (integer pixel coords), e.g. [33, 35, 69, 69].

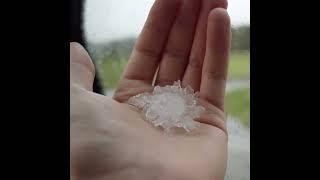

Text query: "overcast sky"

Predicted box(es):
[85, 0, 250, 43]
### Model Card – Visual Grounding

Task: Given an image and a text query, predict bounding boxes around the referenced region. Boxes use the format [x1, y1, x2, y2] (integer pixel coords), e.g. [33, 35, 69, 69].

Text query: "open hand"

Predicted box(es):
[71, 0, 230, 180]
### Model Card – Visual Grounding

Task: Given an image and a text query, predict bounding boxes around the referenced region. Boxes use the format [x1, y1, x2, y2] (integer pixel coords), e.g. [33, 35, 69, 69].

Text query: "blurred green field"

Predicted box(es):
[228, 51, 250, 79]
[99, 57, 128, 89]
[92, 25, 250, 127]
[96, 51, 250, 127]
[225, 88, 250, 127]
[98, 51, 250, 90]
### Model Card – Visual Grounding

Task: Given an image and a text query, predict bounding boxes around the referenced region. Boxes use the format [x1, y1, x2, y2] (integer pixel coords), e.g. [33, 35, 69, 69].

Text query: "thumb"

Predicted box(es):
[70, 42, 95, 91]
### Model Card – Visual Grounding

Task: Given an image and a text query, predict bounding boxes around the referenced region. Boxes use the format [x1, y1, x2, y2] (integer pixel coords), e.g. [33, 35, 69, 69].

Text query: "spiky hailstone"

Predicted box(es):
[127, 81, 205, 133]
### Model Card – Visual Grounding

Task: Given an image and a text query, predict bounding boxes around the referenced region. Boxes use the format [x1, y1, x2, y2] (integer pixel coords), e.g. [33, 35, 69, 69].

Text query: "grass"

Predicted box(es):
[99, 56, 127, 89]
[98, 51, 250, 90]
[225, 88, 250, 127]
[228, 51, 250, 79]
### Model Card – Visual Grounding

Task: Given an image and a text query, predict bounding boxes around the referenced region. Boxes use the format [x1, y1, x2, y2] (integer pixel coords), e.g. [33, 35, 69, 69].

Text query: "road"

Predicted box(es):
[225, 116, 250, 180]
[225, 79, 250, 180]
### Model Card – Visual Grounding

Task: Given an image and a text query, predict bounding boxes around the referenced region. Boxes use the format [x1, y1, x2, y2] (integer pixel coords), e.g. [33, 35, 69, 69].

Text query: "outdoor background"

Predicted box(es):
[84, 0, 250, 128]
[84, 0, 250, 179]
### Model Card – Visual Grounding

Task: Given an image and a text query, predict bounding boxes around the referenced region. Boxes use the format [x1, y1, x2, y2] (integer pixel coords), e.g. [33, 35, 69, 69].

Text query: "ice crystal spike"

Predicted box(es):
[127, 81, 205, 133]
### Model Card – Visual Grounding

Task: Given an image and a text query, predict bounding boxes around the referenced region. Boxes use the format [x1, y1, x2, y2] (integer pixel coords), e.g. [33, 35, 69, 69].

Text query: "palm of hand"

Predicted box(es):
[71, 0, 230, 180]
[71, 91, 226, 180]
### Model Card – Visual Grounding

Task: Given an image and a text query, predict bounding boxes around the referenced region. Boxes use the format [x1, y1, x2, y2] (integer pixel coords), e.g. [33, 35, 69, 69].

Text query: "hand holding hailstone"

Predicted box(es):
[128, 80, 206, 133]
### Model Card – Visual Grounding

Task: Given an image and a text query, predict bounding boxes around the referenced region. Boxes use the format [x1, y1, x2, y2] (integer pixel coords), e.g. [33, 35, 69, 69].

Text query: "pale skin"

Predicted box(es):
[71, 0, 231, 180]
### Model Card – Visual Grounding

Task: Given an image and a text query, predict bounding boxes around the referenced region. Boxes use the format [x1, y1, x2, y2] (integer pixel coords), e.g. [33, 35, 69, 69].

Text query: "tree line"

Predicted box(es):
[88, 25, 250, 63]
[231, 25, 250, 51]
